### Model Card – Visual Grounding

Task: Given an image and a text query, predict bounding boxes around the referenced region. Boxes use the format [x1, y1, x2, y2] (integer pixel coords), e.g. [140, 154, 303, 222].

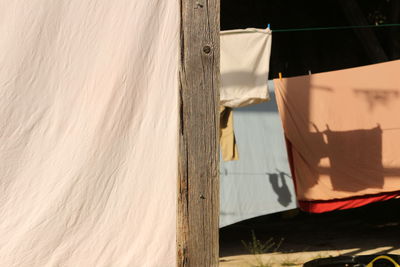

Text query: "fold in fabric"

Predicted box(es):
[274, 60, 400, 212]
[0, 1, 178, 266]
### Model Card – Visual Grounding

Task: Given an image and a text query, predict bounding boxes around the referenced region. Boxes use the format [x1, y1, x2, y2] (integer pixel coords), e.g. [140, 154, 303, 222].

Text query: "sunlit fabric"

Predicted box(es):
[274, 60, 400, 212]
[0, 1, 179, 265]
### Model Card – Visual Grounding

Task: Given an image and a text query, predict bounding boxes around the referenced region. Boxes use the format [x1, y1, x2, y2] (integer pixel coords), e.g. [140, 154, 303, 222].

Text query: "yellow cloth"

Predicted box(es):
[220, 106, 239, 161]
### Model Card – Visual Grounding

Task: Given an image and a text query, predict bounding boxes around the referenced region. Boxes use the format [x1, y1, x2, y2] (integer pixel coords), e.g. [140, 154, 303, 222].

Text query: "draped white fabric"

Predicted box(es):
[220, 28, 272, 108]
[0, 1, 179, 266]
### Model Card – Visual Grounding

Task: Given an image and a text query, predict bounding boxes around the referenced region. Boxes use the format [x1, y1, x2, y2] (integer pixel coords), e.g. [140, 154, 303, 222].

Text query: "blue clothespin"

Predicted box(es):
[267, 24, 271, 30]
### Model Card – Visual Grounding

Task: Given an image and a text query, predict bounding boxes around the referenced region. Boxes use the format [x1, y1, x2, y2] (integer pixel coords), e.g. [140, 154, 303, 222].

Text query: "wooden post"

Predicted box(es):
[177, 0, 220, 266]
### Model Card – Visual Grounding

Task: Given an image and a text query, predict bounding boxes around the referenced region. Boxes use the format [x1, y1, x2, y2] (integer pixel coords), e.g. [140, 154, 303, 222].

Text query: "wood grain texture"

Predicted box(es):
[177, 0, 220, 266]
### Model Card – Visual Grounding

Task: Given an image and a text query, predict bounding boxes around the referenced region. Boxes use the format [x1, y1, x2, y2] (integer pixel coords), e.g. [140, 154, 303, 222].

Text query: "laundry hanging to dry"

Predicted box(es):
[220, 81, 297, 228]
[220, 28, 272, 161]
[274, 60, 400, 213]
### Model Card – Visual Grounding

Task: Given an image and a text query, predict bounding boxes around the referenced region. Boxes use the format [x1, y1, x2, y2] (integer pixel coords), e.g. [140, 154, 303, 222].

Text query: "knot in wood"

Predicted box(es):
[203, 45, 211, 54]
[195, 2, 204, 8]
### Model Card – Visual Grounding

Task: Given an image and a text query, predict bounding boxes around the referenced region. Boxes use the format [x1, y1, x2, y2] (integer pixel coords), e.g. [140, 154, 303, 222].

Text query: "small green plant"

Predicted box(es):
[279, 252, 301, 267]
[241, 230, 283, 255]
[241, 230, 284, 267]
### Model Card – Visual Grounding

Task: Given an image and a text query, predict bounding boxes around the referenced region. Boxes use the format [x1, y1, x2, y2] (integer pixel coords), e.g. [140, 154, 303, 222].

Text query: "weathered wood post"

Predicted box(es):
[177, 0, 220, 266]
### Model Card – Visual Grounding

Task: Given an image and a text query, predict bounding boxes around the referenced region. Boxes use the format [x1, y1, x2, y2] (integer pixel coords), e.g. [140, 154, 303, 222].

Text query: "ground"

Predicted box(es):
[219, 199, 400, 267]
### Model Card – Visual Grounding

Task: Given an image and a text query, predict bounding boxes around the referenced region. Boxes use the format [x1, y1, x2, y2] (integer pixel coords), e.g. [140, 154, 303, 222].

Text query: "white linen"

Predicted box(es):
[220, 28, 272, 108]
[0, 1, 179, 266]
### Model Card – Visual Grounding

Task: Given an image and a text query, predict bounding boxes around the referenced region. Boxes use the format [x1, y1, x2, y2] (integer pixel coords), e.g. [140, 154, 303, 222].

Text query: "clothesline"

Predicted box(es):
[270, 23, 400, 33]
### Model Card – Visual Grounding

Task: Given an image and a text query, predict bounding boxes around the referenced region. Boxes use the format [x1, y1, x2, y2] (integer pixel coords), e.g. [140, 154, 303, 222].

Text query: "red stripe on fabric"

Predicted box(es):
[284, 137, 400, 213]
[298, 191, 400, 213]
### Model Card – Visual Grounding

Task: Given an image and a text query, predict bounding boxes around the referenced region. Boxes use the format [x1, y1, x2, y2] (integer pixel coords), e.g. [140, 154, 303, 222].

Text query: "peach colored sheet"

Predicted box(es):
[0, 1, 178, 266]
[274, 60, 400, 201]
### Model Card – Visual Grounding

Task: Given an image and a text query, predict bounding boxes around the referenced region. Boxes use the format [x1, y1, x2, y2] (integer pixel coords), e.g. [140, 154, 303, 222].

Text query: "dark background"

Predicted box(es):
[221, 0, 400, 79]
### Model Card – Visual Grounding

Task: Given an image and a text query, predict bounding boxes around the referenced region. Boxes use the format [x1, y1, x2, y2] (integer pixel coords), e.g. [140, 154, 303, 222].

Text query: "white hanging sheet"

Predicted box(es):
[220, 28, 272, 108]
[0, 1, 179, 266]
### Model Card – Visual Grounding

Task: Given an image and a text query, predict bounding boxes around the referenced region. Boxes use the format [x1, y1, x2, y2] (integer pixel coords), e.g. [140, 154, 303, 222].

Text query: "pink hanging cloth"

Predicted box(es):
[274, 60, 400, 212]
